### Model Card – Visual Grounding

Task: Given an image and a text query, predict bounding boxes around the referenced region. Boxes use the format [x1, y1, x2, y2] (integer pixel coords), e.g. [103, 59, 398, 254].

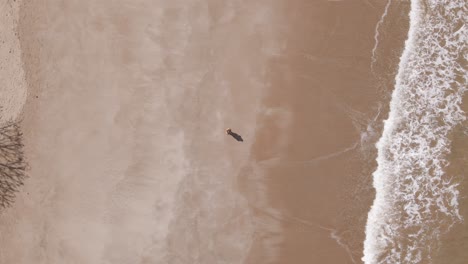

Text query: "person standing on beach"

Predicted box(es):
[225, 128, 243, 142]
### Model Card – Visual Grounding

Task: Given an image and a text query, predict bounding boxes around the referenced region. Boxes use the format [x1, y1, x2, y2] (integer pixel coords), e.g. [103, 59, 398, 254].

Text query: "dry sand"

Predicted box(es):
[0, 0, 28, 123]
[2, 0, 275, 263]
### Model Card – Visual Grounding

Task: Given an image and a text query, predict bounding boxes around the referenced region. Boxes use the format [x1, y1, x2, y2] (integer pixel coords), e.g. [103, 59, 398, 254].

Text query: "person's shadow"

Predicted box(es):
[226, 129, 243, 142]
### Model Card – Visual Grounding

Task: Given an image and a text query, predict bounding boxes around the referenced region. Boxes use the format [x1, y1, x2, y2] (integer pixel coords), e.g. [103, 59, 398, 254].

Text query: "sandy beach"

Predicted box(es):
[0, 0, 466, 263]
[240, 2, 412, 263]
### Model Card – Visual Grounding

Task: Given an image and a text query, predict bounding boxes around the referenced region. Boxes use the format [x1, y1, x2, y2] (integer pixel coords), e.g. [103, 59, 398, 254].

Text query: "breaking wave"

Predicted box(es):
[363, 0, 467, 263]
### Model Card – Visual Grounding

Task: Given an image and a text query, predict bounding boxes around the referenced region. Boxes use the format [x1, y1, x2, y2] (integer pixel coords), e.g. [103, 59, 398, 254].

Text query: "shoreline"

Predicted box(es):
[239, 1, 410, 263]
[363, 0, 468, 262]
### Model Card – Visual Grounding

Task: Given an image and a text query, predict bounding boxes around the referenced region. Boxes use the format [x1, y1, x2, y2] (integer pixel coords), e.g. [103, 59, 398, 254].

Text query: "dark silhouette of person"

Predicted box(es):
[225, 128, 243, 142]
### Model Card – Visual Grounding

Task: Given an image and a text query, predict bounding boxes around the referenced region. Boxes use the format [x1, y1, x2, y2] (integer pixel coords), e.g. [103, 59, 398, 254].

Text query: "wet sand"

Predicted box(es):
[241, 1, 410, 263]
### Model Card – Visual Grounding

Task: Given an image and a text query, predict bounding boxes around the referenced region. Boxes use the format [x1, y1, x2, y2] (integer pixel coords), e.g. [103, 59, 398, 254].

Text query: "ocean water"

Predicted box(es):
[363, 0, 467, 263]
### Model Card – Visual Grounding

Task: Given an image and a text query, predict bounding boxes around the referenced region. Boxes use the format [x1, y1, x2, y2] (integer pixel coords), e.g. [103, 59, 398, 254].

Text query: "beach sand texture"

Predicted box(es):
[0, 0, 466, 263]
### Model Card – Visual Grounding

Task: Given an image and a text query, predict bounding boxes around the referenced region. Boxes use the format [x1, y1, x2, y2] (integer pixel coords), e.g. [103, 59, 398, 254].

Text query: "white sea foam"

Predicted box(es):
[363, 0, 467, 263]
[371, 0, 393, 72]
